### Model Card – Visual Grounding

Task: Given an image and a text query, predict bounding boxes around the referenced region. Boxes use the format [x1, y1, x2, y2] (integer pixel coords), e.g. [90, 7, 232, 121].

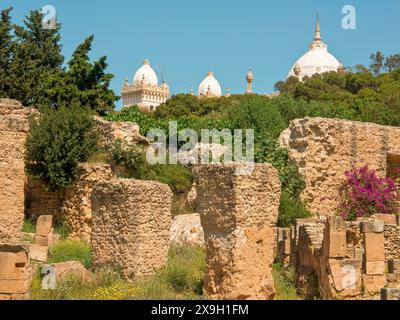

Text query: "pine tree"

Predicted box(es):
[10, 9, 63, 105]
[48, 35, 118, 114]
[0, 7, 15, 97]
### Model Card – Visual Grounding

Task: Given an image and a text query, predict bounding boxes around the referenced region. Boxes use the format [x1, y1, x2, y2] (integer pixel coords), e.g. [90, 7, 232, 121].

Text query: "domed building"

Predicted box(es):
[121, 59, 170, 111]
[198, 71, 222, 97]
[287, 15, 343, 80]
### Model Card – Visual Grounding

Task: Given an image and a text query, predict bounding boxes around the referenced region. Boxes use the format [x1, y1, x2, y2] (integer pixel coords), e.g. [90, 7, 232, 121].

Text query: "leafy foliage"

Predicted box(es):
[26, 105, 99, 191]
[48, 239, 92, 269]
[112, 141, 193, 194]
[0, 7, 117, 113]
[278, 192, 312, 227]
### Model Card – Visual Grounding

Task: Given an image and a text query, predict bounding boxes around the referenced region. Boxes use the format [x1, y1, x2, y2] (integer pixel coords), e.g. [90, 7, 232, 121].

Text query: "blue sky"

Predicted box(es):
[2, 0, 400, 108]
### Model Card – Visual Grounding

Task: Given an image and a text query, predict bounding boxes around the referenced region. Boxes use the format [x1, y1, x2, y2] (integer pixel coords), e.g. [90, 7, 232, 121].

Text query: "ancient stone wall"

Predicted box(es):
[279, 117, 400, 218]
[91, 179, 172, 280]
[195, 163, 281, 300]
[25, 177, 66, 221]
[62, 163, 114, 241]
[282, 215, 400, 299]
[0, 99, 36, 242]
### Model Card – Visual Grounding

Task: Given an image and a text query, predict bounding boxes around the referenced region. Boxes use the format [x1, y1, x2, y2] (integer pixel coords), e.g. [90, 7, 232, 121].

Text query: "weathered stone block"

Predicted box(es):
[91, 179, 172, 280]
[381, 288, 400, 300]
[363, 220, 384, 233]
[35, 215, 53, 237]
[0, 244, 32, 300]
[195, 163, 281, 300]
[362, 274, 387, 296]
[364, 232, 385, 262]
[365, 261, 385, 275]
[27, 244, 48, 263]
[322, 216, 347, 258]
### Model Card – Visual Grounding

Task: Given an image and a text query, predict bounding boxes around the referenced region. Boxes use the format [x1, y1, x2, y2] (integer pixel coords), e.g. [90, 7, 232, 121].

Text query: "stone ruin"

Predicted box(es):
[276, 213, 400, 299]
[0, 99, 36, 242]
[280, 117, 400, 218]
[194, 163, 281, 300]
[91, 179, 173, 280]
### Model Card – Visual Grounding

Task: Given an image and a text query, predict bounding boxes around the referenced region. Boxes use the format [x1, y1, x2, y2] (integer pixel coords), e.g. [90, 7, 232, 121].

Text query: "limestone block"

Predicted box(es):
[91, 178, 172, 280]
[364, 232, 385, 262]
[363, 274, 387, 296]
[363, 220, 384, 233]
[170, 213, 204, 247]
[371, 214, 396, 225]
[322, 216, 347, 258]
[381, 288, 400, 300]
[365, 261, 385, 275]
[35, 215, 53, 237]
[0, 244, 32, 300]
[27, 244, 48, 263]
[195, 163, 281, 300]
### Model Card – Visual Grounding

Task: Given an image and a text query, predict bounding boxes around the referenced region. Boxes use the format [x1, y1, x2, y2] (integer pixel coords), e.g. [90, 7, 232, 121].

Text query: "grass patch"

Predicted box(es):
[272, 263, 300, 300]
[22, 218, 36, 233]
[48, 239, 92, 269]
[31, 245, 206, 300]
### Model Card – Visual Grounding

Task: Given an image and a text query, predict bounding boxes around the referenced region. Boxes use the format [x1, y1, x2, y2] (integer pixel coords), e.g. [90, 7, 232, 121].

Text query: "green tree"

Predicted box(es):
[0, 7, 14, 97]
[10, 9, 63, 106]
[369, 51, 385, 75]
[47, 35, 118, 114]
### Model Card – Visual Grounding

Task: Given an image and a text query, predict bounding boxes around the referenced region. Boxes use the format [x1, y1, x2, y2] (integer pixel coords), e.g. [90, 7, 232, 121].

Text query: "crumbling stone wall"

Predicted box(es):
[0, 99, 36, 242]
[62, 163, 114, 241]
[283, 215, 400, 299]
[279, 117, 400, 217]
[25, 177, 66, 221]
[195, 163, 281, 300]
[91, 179, 172, 280]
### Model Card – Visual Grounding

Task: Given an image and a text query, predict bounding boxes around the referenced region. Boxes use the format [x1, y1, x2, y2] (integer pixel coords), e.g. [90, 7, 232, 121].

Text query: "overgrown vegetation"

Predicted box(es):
[272, 263, 299, 300]
[25, 105, 99, 191]
[31, 245, 206, 300]
[48, 239, 92, 269]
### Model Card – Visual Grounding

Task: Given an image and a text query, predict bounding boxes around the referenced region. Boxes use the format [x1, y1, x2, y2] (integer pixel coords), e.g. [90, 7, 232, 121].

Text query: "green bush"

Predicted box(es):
[278, 192, 312, 227]
[22, 219, 36, 233]
[272, 263, 299, 300]
[26, 105, 99, 191]
[48, 239, 91, 269]
[112, 141, 193, 194]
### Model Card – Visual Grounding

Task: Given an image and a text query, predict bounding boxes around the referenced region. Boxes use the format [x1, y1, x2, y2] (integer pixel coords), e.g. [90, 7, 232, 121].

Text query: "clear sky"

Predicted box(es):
[2, 0, 400, 108]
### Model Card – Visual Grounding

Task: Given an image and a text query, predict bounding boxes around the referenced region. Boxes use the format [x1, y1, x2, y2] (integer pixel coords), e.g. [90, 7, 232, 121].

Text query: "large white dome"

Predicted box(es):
[198, 71, 222, 97]
[133, 59, 158, 86]
[287, 17, 341, 80]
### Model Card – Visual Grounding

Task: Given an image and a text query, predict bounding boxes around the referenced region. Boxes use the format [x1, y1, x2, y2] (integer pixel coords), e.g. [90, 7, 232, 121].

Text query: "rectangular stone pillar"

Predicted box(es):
[362, 220, 386, 295]
[0, 99, 34, 242]
[34, 215, 53, 247]
[91, 179, 172, 280]
[195, 163, 281, 300]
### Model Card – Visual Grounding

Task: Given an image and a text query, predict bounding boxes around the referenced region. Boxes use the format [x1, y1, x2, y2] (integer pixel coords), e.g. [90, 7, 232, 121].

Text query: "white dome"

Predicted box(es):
[133, 59, 158, 86]
[198, 71, 222, 97]
[287, 17, 341, 80]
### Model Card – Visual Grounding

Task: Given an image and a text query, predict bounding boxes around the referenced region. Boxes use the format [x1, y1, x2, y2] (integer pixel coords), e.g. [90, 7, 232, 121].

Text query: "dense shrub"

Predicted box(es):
[112, 141, 193, 194]
[278, 192, 312, 227]
[26, 105, 99, 191]
[338, 166, 398, 220]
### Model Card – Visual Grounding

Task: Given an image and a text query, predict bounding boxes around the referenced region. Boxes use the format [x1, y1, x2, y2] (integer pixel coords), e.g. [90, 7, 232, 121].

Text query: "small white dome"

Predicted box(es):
[133, 59, 158, 86]
[198, 71, 222, 97]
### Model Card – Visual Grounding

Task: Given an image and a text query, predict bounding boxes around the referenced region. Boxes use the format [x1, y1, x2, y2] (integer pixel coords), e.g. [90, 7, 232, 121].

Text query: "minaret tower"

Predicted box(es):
[246, 68, 254, 94]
